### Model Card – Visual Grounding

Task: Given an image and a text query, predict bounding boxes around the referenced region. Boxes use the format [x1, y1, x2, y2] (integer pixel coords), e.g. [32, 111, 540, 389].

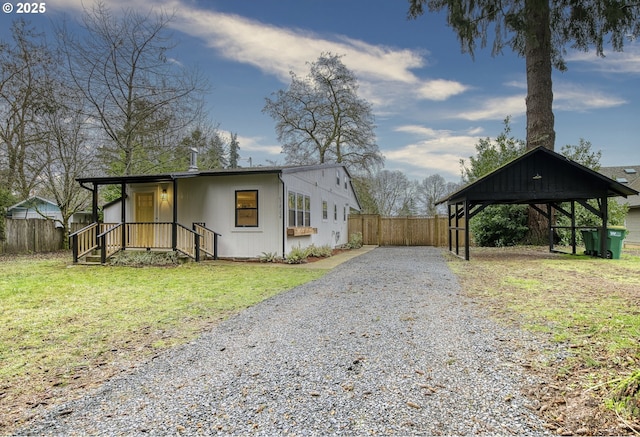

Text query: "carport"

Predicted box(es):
[440, 147, 639, 260]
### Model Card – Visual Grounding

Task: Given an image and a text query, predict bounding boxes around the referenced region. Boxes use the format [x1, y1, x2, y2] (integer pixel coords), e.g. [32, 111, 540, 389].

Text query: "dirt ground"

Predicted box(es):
[452, 246, 640, 436]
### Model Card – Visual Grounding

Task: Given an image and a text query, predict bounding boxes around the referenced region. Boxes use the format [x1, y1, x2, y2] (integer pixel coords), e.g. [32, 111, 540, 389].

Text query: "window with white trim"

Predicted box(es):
[288, 191, 311, 227]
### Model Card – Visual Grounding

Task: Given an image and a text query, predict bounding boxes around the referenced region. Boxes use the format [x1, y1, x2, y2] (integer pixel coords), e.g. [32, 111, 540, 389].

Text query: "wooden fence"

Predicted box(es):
[348, 214, 450, 247]
[1, 219, 65, 254]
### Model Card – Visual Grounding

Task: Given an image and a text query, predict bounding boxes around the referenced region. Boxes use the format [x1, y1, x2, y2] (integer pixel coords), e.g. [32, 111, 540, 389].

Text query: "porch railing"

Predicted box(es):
[71, 221, 221, 263]
[98, 223, 124, 263]
[176, 223, 200, 261]
[70, 223, 99, 262]
[194, 223, 221, 260]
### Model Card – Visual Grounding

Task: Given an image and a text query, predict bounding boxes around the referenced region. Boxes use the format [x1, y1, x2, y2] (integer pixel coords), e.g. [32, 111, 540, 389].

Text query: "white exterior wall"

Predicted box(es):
[626, 208, 640, 245]
[177, 174, 283, 258]
[282, 166, 357, 255]
[100, 165, 359, 258]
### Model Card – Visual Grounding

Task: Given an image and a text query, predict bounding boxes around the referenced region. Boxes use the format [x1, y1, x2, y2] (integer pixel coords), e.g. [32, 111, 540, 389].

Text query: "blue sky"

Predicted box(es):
[2, 0, 638, 181]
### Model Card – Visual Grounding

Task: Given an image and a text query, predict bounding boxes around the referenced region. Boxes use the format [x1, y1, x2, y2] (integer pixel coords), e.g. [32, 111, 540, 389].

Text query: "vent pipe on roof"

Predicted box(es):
[188, 148, 198, 172]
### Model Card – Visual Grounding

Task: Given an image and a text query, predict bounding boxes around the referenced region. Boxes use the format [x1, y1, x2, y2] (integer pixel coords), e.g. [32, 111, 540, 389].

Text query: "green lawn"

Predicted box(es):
[0, 253, 325, 431]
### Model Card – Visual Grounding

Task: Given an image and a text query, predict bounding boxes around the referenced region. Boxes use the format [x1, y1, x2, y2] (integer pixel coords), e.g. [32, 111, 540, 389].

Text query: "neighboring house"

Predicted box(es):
[7, 197, 62, 222]
[6, 196, 92, 227]
[600, 165, 640, 246]
[72, 163, 360, 262]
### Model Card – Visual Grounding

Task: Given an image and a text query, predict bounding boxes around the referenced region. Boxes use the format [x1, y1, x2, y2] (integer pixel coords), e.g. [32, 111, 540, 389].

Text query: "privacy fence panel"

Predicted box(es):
[348, 215, 448, 247]
[1, 219, 65, 254]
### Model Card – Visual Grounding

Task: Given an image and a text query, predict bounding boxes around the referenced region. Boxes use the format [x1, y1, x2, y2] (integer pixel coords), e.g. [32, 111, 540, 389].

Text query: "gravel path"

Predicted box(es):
[21, 247, 551, 436]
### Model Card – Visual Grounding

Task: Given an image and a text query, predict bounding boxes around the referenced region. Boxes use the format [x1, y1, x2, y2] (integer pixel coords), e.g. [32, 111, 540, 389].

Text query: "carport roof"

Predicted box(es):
[440, 146, 638, 205]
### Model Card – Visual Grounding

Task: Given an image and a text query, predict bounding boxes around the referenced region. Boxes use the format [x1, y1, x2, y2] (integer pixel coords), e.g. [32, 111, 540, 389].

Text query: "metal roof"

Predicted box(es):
[440, 147, 638, 205]
[76, 163, 354, 186]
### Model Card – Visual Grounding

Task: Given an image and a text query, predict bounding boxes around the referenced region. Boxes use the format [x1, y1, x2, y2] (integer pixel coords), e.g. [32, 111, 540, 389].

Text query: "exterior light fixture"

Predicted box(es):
[161, 188, 168, 201]
[532, 173, 542, 180]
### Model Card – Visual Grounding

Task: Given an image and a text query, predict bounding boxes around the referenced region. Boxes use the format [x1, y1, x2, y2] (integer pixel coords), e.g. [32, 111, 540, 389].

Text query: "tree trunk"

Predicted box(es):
[525, 0, 555, 244]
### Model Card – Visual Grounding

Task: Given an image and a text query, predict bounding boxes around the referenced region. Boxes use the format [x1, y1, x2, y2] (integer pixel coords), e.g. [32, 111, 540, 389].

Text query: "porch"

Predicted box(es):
[71, 222, 221, 264]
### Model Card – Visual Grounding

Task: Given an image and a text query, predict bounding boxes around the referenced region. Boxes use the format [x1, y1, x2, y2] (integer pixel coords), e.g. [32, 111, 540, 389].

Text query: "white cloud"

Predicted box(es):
[170, 4, 468, 107]
[218, 131, 281, 155]
[566, 43, 640, 74]
[457, 95, 526, 121]
[553, 82, 627, 111]
[417, 79, 469, 101]
[384, 128, 480, 179]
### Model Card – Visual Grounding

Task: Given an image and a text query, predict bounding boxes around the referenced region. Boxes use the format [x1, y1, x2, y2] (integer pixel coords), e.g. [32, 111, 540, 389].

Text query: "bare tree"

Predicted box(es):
[37, 82, 94, 246]
[263, 52, 383, 174]
[366, 170, 416, 216]
[59, 2, 207, 176]
[0, 20, 54, 198]
[416, 174, 459, 216]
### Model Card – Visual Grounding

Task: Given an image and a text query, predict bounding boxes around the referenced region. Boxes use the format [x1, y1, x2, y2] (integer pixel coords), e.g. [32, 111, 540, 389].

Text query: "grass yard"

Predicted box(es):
[0, 253, 325, 432]
[448, 246, 640, 435]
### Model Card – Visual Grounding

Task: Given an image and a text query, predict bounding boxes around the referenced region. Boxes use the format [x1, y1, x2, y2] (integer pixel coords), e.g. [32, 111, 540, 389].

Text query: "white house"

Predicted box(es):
[73, 163, 360, 262]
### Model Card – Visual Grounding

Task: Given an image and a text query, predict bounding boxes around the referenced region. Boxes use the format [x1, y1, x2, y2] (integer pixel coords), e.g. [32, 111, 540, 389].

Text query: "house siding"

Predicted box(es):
[95, 163, 360, 259]
[626, 208, 640, 246]
[282, 166, 356, 255]
[177, 174, 283, 258]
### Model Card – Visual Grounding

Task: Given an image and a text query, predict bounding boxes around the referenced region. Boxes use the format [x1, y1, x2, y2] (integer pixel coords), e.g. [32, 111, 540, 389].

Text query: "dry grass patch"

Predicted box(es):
[0, 252, 325, 433]
[448, 246, 640, 435]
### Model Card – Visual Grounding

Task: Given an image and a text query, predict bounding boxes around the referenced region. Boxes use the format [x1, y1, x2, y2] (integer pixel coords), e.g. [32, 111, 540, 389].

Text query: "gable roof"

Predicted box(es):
[7, 196, 60, 211]
[76, 163, 354, 186]
[440, 147, 638, 205]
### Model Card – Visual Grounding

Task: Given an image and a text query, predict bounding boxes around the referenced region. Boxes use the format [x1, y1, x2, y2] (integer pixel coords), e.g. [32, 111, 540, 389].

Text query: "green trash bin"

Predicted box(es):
[581, 229, 598, 255]
[604, 226, 627, 259]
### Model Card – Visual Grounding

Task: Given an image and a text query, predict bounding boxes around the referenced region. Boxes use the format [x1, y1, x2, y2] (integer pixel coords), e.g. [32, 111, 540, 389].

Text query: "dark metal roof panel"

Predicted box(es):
[441, 147, 639, 205]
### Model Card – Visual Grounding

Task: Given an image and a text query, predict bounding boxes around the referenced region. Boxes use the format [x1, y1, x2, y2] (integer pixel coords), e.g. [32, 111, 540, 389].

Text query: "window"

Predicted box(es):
[322, 200, 328, 220]
[334, 204, 338, 221]
[235, 190, 258, 227]
[343, 205, 347, 222]
[336, 171, 341, 186]
[288, 191, 311, 227]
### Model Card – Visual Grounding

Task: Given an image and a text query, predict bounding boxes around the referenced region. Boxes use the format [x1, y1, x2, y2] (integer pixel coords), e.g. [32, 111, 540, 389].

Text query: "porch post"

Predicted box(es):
[92, 184, 99, 222]
[121, 183, 126, 249]
[172, 179, 178, 250]
[92, 184, 100, 248]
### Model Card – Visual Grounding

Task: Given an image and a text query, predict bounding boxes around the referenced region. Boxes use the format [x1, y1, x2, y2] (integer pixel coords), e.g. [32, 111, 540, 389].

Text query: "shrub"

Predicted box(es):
[470, 205, 529, 247]
[110, 250, 179, 266]
[259, 251, 281, 263]
[346, 232, 363, 249]
[285, 245, 309, 264]
[306, 244, 333, 258]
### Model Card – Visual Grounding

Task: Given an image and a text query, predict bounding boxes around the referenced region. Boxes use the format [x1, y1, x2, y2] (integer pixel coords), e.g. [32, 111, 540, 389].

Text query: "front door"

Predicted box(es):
[134, 192, 155, 247]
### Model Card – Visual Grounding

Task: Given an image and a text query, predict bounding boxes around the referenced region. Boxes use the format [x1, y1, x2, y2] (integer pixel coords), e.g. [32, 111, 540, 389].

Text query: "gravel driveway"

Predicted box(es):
[21, 247, 550, 435]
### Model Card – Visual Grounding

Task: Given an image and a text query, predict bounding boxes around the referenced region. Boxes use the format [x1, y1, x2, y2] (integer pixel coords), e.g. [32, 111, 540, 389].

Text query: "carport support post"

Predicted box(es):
[464, 200, 470, 261]
[599, 195, 608, 259]
[547, 203, 553, 253]
[570, 201, 576, 255]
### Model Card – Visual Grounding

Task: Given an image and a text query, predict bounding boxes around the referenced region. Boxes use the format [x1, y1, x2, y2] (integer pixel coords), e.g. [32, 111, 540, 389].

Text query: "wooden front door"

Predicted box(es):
[134, 192, 155, 247]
